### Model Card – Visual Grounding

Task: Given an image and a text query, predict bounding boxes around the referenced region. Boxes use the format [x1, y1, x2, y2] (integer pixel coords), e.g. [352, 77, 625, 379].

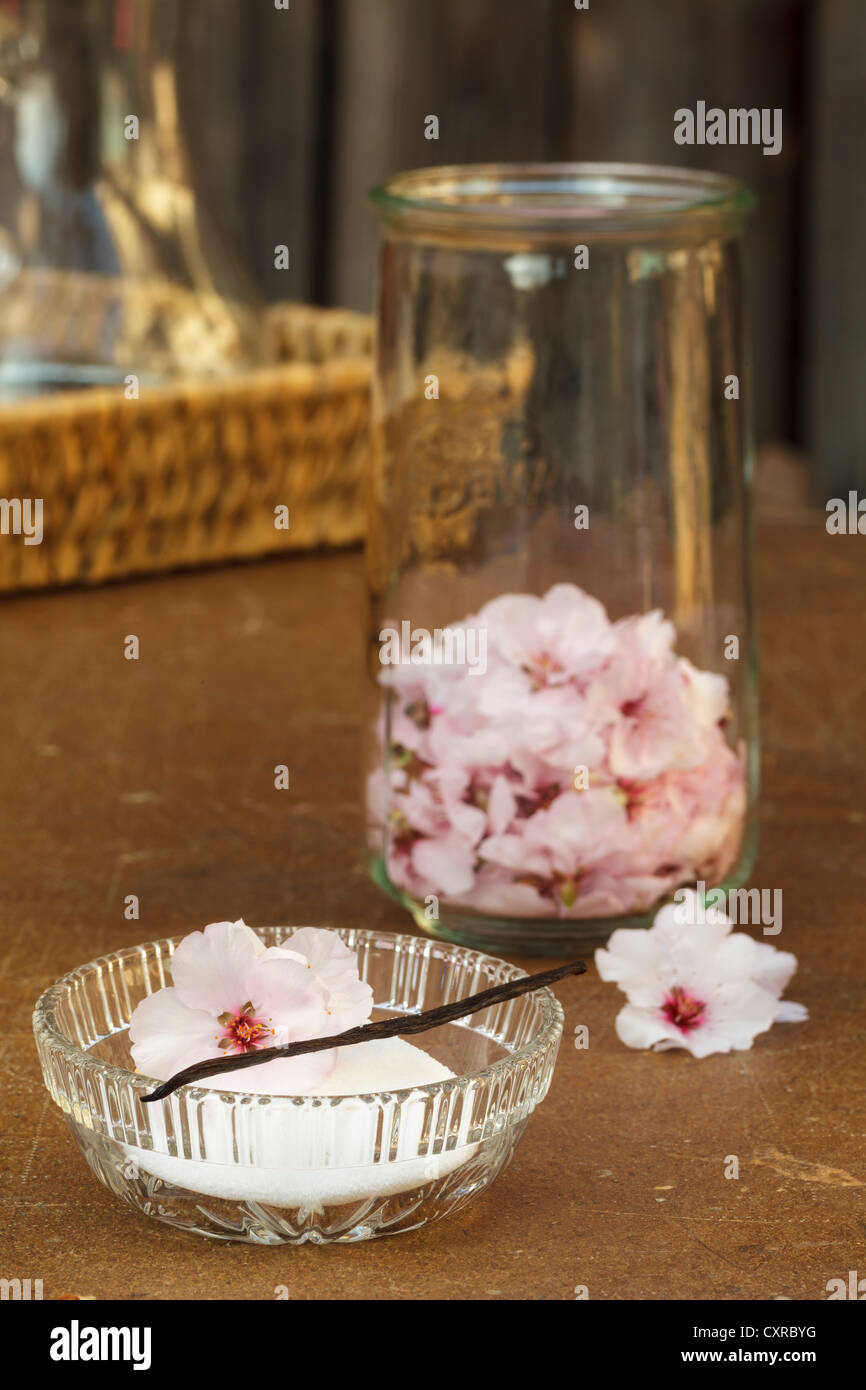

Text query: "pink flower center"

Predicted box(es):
[620, 696, 646, 719]
[662, 985, 706, 1032]
[527, 651, 564, 687]
[616, 778, 647, 819]
[216, 1001, 274, 1054]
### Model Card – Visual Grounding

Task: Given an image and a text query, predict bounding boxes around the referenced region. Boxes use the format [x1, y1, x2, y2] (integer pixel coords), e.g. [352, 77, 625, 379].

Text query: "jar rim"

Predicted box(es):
[369, 161, 755, 235]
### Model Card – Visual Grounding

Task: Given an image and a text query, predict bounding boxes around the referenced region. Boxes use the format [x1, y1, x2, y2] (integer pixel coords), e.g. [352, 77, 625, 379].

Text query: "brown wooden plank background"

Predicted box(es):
[188, 0, 862, 492]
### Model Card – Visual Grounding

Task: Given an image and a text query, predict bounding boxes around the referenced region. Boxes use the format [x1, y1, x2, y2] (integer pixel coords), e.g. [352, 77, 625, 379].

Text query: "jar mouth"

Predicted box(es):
[369, 161, 755, 237]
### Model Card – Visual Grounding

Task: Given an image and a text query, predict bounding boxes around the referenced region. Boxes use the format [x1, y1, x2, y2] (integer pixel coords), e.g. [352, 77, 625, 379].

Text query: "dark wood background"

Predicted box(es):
[193, 0, 863, 495]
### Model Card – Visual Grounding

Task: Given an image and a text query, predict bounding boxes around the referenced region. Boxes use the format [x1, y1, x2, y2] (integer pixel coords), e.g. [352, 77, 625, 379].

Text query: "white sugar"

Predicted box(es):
[124, 1039, 477, 1208]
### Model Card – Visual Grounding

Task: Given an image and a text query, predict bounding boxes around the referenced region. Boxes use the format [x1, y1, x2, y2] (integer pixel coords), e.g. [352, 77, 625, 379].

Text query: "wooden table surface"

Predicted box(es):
[1, 520, 864, 1301]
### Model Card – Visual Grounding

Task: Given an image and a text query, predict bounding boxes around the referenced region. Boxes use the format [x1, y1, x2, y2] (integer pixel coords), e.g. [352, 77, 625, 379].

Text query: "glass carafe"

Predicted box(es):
[0, 0, 260, 401]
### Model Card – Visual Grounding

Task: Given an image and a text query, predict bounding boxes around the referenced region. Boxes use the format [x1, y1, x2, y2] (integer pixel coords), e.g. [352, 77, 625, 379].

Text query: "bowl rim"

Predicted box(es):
[32, 926, 565, 1108]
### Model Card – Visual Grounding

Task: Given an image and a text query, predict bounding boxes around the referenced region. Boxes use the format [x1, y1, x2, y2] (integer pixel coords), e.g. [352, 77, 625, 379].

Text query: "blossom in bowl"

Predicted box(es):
[129, 919, 373, 1094]
[368, 581, 748, 920]
[594, 890, 807, 1056]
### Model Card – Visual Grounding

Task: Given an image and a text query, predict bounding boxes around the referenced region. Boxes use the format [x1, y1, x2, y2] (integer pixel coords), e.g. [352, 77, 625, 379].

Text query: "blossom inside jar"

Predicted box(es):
[369, 583, 746, 920]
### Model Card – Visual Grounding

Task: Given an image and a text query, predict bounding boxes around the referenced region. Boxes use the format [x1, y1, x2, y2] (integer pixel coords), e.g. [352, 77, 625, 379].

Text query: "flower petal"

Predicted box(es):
[129, 987, 221, 1080]
[752, 942, 799, 998]
[170, 918, 265, 1014]
[244, 955, 330, 1038]
[774, 1000, 809, 1023]
[411, 834, 476, 895]
[487, 775, 517, 835]
[614, 1004, 673, 1050]
[280, 928, 374, 1032]
[193, 1050, 338, 1096]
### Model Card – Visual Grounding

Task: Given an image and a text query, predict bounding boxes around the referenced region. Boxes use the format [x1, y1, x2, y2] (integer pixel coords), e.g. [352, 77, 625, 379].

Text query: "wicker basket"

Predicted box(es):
[0, 287, 372, 592]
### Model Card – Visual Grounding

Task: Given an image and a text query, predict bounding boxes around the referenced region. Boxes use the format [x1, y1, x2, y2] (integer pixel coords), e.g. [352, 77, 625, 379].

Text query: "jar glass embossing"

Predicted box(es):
[365, 163, 758, 955]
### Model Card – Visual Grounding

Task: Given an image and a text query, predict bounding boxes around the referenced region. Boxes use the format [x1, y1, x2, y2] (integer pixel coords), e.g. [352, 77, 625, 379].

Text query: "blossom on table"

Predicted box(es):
[367, 582, 747, 919]
[594, 890, 807, 1056]
[129, 919, 373, 1094]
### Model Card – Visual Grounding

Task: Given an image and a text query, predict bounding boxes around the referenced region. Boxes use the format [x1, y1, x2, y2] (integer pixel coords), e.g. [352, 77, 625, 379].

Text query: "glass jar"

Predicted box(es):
[364, 163, 758, 956]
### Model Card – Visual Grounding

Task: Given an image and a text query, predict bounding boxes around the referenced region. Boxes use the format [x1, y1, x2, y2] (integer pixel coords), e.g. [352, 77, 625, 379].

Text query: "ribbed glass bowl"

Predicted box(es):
[33, 928, 563, 1245]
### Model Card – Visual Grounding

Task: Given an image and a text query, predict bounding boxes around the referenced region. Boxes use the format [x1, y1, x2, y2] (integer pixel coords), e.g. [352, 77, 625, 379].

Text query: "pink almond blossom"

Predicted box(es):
[368, 582, 748, 920]
[478, 584, 615, 685]
[129, 919, 373, 1094]
[594, 890, 807, 1056]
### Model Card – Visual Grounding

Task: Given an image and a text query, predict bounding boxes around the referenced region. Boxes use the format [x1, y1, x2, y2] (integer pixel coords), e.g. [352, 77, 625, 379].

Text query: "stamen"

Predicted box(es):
[216, 1002, 273, 1054]
[662, 985, 706, 1032]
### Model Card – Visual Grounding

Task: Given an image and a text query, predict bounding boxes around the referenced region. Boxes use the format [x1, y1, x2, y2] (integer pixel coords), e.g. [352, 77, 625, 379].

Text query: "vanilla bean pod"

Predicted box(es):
[141, 958, 586, 1102]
